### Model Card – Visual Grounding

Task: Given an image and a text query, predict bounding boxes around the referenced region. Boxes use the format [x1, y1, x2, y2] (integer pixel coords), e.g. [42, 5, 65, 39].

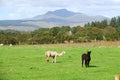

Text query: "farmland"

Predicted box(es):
[0, 41, 120, 80]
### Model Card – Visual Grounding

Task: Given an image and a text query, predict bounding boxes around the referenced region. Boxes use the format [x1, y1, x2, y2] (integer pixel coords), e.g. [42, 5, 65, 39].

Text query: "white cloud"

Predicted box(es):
[112, 0, 120, 2]
[0, 0, 120, 19]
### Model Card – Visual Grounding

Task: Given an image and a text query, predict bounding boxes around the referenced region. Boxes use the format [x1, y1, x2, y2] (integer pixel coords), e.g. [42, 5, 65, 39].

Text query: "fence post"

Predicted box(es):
[115, 75, 120, 80]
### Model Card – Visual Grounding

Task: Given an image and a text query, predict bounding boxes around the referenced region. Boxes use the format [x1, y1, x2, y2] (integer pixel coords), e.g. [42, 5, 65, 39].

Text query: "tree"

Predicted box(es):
[103, 26, 116, 41]
[110, 17, 117, 28]
[116, 16, 120, 27]
[15, 32, 31, 45]
[72, 26, 90, 42]
[90, 27, 103, 40]
[100, 20, 108, 28]
[51, 27, 60, 36]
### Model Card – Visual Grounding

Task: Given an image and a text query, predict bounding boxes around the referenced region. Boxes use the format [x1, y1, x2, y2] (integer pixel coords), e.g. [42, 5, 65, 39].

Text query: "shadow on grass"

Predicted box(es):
[89, 65, 99, 68]
[55, 61, 62, 63]
[81, 65, 99, 68]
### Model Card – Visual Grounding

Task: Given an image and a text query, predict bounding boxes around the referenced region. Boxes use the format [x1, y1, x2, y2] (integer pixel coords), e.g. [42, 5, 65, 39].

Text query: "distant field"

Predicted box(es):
[0, 42, 120, 80]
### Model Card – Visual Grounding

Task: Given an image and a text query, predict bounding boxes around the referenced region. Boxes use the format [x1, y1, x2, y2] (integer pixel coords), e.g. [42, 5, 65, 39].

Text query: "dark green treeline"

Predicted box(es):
[0, 16, 120, 45]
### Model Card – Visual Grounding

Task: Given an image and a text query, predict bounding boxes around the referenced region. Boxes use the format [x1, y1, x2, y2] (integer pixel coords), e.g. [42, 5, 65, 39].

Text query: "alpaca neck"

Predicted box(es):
[87, 52, 91, 58]
[59, 53, 63, 56]
[59, 52, 64, 56]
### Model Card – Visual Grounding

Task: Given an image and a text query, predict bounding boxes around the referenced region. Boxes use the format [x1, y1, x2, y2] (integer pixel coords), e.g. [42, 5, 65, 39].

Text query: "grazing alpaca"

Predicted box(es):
[45, 51, 65, 63]
[82, 51, 91, 67]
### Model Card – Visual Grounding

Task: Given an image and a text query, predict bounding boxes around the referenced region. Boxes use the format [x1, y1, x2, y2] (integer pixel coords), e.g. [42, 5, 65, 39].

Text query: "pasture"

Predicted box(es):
[0, 42, 120, 80]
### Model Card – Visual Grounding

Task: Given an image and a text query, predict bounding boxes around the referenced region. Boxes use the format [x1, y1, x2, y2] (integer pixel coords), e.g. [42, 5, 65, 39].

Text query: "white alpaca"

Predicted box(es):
[45, 51, 65, 63]
[0, 44, 3, 46]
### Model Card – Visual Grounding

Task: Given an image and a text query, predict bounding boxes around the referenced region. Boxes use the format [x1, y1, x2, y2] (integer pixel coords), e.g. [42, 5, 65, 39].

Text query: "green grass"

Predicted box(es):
[0, 45, 120, 80]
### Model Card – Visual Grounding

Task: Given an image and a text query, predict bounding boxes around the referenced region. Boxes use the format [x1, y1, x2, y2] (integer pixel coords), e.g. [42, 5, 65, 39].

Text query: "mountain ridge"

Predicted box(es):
[31, 9, 108, 25]
[0, 9, 109, 31]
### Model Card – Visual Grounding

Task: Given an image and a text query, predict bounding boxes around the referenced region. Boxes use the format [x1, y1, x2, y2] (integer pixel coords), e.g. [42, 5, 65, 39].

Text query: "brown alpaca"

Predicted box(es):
[45, 51, 65, 63]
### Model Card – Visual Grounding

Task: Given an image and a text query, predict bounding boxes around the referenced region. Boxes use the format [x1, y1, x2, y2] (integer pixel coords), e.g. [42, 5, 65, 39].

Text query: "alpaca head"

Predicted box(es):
[59, 51, 65, 56]
[61, 51, 66, 54]
[87, 50, 91, 55]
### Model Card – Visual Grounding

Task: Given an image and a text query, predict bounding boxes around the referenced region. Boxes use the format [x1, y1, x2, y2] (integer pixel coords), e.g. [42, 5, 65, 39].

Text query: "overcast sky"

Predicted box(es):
[0, 0, 120, 20]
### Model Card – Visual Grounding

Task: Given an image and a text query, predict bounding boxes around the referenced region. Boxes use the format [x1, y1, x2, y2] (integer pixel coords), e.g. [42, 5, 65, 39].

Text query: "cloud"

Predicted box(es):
[112, 0, 120, 2]
[0, 0, 120, 19]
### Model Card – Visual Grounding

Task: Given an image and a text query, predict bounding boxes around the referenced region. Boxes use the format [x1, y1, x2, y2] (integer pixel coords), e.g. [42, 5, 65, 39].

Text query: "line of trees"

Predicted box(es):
[0, 17, 120, 45]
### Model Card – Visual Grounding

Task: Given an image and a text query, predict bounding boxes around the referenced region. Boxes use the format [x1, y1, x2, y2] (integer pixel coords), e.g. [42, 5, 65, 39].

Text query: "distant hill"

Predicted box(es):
[0, 9, 109, 31]
[31, 9, 108, 25]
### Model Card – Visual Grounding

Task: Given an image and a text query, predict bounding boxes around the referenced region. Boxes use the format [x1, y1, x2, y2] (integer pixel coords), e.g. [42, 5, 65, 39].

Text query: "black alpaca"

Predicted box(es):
[82, 51, 91, 67]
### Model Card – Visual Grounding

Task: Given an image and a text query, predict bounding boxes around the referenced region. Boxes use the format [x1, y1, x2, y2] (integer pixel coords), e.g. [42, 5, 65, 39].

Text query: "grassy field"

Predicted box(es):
[0, 42, 120, 80]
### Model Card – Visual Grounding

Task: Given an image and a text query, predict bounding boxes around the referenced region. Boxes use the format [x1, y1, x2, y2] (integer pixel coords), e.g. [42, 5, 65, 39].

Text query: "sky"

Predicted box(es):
[0, 0, 120, 20]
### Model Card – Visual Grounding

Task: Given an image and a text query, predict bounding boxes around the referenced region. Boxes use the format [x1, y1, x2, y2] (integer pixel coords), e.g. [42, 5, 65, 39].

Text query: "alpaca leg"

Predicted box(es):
[52, 59, 54, 63]
[87, 61, 89, 67]
[52, 59, 55, 63]
[82, 59, 84, 67]
[54, 57, 56, 63]
[46, 57, 49, 63]
[88, 61, 90, 67]
[85, 60, 88, 67]
[52, 57, 56, 63]
[52, 56, 55, 63]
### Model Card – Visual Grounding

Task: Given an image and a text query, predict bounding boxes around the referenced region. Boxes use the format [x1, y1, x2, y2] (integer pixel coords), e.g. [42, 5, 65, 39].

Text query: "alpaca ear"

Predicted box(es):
[62, 51, 66, 54]
[64, 51, 66, 54]
[89, 51, 91, 53]
[87, 50, 91, 53]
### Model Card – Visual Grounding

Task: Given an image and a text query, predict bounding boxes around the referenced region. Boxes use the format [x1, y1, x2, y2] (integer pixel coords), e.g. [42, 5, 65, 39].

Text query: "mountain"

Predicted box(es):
[0, 9, 109, 31]
[31, 9, 108, 26]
